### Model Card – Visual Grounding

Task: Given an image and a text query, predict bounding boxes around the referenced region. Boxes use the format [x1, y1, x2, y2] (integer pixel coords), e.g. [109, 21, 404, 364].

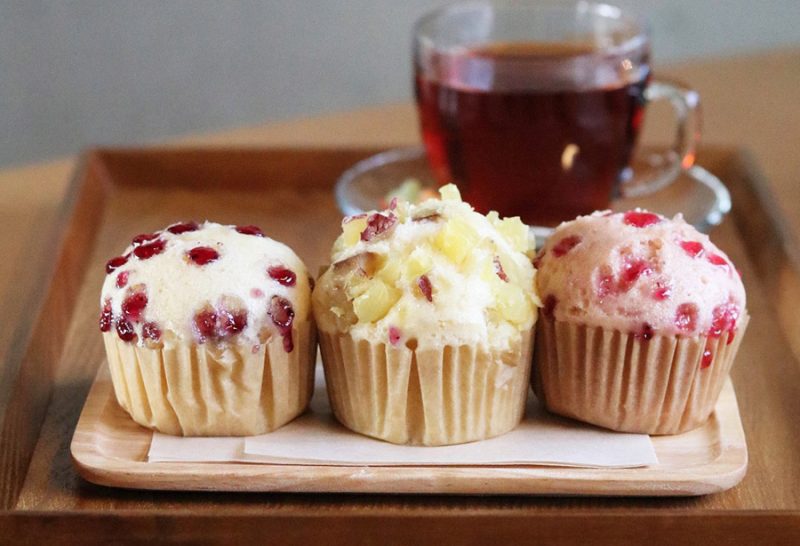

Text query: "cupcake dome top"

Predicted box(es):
[312, 185, 540, 351]
[99, 221, 310, 352]
[534, 210, 746, 339]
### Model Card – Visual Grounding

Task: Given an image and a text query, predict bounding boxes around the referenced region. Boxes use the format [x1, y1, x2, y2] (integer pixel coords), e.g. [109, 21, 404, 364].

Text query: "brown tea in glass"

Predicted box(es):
[414, 2, 699, 226]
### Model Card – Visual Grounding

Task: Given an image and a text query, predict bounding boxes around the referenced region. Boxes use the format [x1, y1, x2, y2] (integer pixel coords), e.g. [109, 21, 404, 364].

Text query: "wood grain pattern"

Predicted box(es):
[70, 365, 746, 496]
[2, 147, 800, 543]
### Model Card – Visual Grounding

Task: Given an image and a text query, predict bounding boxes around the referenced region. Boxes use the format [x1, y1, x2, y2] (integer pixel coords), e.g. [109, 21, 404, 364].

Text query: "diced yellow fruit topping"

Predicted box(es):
[377, 258, 402, 284]
[403, 248, 433, 281]
[342, 216, 368, 247]
[439, 183, 462, 202]
[352, 280, 400, 323]
[496, 217, 529, 252]
[493, 282, 532, 325]
[435, 217, 480, 264]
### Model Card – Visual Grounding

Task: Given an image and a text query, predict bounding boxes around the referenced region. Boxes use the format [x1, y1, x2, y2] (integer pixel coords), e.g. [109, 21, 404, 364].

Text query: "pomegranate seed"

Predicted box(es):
[543, 295, 557, 318]
[418, 275, 433, 302]
[235, 225, 264, 237]
[115, 318, 137, 342]
[551, 235, 582, 257]
[268, 265, 297, 287]
[493, 256, 509, 282]
[674, 303, 699, 333]
[653, 283, 672, 300]
[360, 212, 397, 242]
[132, 232, 159, 246]
[623, 211, 661, 228]
[193, 308, 218, 342]
[115, 271, 129, 288]
[635, 322, 655, 341]
[133, 239, 166, 260]
[218, 308, 248, 336]
[707, 253, 730, 269]
[679, 240, 704, 258]
[167, 221, 199, 235]
[99, 299, 113, 332]
[701, 348, 714, 369]
[187, 246, 220, 265]
[268, 295, 295, 352]
[106, 255, 128, 274]
[250, 288, 265, 298]
[619, 257, 652, 291]
[121, 290, 148, 322]
[709, 302, 739, 338]
[388, 326, 402, 346]
[596, 274, 616, 298]
[388, 197, 398, 210]
[142, 321, 162, 342]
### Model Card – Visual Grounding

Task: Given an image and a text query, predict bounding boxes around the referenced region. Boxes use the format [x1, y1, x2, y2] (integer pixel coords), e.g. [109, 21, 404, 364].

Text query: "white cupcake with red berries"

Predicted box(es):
[313, 185, 539, 446]
[99, 221, 315, 436]
[532, 210, 748, 434]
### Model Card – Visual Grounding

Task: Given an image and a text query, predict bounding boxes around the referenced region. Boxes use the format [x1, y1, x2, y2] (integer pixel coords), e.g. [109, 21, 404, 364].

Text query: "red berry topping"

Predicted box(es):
[709, 302, 740, 339]
[619, 257, 652, 291]
[268, 296, 295, 352]
[623, 211, 661, 228]
[388, 197, 398, 210]
[268, 265, 297, 287]
[132, 232, 159, 246]
[418, 275, 433, 302]
[235, 225, 264, 237]
[674, 303, 699, 333]
[701, 348, 714, 369]
[115, 318, 136, 342]
[635, 322, 655, 341]
[653, 283, 672, 300]
[218, 308, 248, 336]
[542, 294, 557, 318]
[99, 299, 113, 332]
[389, 326, 402, 346]
[707, 253, 730, 269]
[142, 321, 162, 342]
[115, 271, 129, 288]
[193, 308, 218, 342]
[360, 212, 397, 242]
[121, 290, 148, 322]
[551, 235, 582, 257]
[133, 239, 166, 260]
[187, 246, 220, 265]
[167, 221, 199, 235]
[596, 273, 616, 298]
[679, 240, 705, 258]
[106, 255, 128, 274]
[493, 256, 509, 282]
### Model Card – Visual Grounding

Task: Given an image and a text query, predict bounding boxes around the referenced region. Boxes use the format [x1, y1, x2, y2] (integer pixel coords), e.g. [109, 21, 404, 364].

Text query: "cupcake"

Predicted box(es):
[99, 221, 316, 436]
[533, 210, 748, 434]
[313, 185, 539, 446]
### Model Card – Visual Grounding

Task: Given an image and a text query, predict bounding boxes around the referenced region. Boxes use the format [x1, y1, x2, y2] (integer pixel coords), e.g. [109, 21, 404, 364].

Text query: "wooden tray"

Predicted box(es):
[2, 147, 800, 543]
[71, 362, 747, 496]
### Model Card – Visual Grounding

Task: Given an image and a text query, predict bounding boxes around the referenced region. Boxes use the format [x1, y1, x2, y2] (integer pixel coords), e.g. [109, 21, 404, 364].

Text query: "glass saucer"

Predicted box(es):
[335, 146, 731, 244]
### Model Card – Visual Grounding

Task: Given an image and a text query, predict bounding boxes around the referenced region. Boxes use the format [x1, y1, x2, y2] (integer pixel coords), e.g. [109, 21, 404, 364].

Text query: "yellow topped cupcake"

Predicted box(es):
[313, 185, 539, 445]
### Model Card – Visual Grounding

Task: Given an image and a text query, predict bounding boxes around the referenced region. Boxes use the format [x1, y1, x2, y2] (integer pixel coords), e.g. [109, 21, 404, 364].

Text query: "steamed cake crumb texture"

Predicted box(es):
[312, 184, 540, 352]
[534, 210, 746, 341]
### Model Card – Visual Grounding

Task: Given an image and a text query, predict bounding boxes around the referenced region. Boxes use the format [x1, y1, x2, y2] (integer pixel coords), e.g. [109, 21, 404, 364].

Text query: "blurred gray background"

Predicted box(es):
[2, 0, 799, 168]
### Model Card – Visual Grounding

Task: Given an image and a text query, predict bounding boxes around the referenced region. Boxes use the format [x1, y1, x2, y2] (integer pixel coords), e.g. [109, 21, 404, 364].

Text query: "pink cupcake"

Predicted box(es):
[533, 210, 748, 434]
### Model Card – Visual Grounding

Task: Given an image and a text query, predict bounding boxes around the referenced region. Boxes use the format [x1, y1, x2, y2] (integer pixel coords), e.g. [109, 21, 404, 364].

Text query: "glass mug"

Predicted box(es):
[414, 1, 700, 226]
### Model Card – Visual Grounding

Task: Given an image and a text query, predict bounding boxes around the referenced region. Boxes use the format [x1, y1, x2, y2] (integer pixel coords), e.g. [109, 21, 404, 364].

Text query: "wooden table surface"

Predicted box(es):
[1, 49, 799, 543]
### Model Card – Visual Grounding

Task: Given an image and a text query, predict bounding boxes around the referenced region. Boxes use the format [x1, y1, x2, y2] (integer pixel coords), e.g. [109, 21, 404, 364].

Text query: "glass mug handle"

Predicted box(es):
[620, 80, 702, 198]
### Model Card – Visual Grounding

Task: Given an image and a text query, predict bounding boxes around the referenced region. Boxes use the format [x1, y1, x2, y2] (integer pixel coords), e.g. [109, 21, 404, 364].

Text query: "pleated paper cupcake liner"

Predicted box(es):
[533, 313, 749, 435]
[318, 330, 534, 446]
[104, 321, 316, 436]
